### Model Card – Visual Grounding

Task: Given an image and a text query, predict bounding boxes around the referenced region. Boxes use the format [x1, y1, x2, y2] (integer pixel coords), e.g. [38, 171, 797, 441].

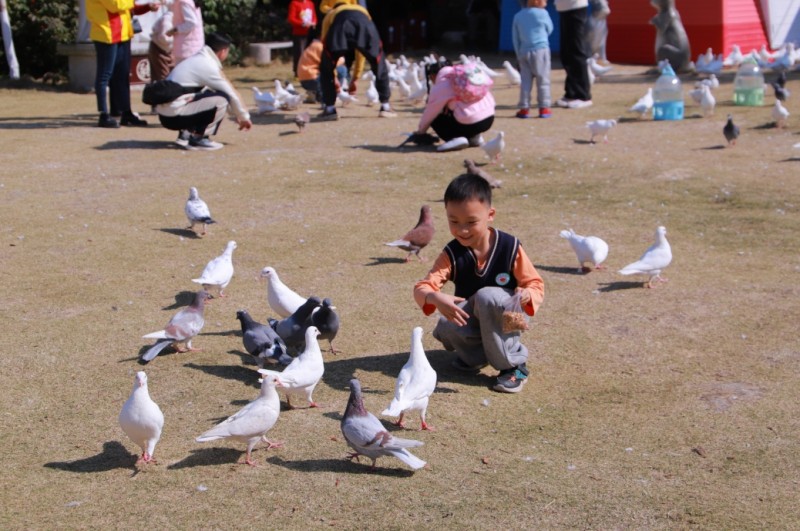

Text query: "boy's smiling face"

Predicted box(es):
[445, 198, 496, 250]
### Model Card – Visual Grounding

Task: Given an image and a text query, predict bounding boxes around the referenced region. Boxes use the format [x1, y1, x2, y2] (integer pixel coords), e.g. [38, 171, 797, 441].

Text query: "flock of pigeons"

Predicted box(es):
[120, 187, 437, 470]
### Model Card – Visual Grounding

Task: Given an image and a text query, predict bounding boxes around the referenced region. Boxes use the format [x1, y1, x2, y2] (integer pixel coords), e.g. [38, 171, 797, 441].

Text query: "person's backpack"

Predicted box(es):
[446, 62, 492, 104]
[142, 80, 194, 105]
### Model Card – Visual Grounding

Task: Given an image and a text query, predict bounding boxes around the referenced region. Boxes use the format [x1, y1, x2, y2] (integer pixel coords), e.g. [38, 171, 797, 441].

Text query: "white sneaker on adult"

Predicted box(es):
[568, 99, 593, 109]
[436, 137, 469, 152]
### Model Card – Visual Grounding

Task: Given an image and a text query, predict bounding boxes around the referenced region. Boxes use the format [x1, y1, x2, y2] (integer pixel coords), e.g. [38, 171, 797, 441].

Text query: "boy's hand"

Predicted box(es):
[515, 287, 531, 307]
[428, 292, 468, 326]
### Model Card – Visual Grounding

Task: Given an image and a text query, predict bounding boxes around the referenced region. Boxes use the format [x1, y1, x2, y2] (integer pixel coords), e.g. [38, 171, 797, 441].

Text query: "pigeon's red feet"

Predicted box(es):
[420, 421, 435, 431]
[309, 401, 319, 408]
[263, 439, 284, 449]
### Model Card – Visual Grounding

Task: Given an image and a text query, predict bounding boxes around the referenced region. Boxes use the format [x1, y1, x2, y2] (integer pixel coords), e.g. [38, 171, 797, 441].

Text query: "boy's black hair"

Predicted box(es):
[206, 32, 233, 53]
[425, 58, 452, 94]
[444, 173, 492, 205]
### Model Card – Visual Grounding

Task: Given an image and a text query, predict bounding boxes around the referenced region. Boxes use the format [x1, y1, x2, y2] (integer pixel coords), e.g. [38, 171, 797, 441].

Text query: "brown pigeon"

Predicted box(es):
[294, 112, 310, 133]
[463, 159, 502, 188]
[385, 205, 435, 262]
[141, 290, 209, 362]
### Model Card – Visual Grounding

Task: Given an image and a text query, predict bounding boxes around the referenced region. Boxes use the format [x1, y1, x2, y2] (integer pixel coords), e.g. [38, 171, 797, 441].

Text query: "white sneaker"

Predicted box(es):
[567, 99, 593, 109]
[436, 137, 469, 152]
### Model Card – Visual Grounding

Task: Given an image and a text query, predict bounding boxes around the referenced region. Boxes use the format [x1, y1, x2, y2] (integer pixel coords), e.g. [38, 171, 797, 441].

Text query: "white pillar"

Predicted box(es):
[0, 0, 20, 78]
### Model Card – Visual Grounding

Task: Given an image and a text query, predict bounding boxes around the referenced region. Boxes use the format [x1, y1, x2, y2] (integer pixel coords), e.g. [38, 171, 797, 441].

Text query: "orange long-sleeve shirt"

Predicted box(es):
[413, 239, 544, 317]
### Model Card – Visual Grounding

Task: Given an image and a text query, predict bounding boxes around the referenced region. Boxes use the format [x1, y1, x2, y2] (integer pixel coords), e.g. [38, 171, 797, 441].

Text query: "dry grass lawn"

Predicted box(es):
[1, 54, 799, 529]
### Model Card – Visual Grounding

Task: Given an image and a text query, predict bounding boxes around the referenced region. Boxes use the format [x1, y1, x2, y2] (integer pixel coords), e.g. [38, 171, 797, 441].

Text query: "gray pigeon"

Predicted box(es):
[723, 114, 740, 146]
[463, 159, 502, 188]
[269, 296, 321, 353]
[307, 297, 340, 354]
[141, 290, 209, 362]
[341, 378, 426, 470]
[236, 309, 291, 367]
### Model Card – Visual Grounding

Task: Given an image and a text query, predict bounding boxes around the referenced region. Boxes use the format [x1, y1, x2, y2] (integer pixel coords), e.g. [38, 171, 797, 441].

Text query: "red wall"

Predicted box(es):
[606, 0, 768, 65]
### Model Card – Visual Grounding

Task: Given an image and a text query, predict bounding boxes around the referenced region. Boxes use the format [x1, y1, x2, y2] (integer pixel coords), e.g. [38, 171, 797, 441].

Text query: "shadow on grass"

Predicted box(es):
[95, 140, 181, 151]
[364, 256, 407, 266]
[596, 281, 645, 292]
[750, 122, 777, 130]
[356, 143, 435, 153]
[699, 145, 726, 150]
[44, 441, 137, 473]
[168, 447, 244, 469]
[324, 350, 490, 390]
[571, 138, 594, 145]
[779, 157, 800, 162]
[535, 264, 584, 276]
[266, 455, 417, 477]
[157, 227, 200, 239]
[184, 362, 259, 387]
[163, 290, 197, 310]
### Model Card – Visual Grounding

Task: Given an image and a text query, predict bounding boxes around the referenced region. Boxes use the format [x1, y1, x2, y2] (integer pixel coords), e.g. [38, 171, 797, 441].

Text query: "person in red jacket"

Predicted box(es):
[287, 0, 317, 77]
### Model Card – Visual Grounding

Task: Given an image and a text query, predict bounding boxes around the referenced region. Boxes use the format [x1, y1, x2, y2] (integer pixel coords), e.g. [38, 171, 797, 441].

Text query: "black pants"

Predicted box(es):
[291, 35, 309, 77]
[559, 7, 591, 101]
[158, 91, 229, 136]
[431, 112, 493, 142]
[320, 10, 391, 107]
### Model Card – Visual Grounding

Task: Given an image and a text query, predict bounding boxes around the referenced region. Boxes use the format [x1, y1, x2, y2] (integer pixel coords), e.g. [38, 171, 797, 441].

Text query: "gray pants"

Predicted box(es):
[433, 287, 528, 371]
[517, 48, 551, 109]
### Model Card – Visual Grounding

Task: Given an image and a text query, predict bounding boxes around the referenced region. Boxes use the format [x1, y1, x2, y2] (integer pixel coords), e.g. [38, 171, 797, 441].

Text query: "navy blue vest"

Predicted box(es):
[445, 229, 519, 299]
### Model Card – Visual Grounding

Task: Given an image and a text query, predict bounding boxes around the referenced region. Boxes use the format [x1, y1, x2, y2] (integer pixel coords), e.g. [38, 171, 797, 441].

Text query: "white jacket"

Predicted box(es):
[162, 46, 250, 122]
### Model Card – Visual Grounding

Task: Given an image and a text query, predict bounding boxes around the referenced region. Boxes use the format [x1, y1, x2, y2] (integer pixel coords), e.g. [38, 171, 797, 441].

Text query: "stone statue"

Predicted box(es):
[650, 0, 691, 72]
[586, 0, 610, 63]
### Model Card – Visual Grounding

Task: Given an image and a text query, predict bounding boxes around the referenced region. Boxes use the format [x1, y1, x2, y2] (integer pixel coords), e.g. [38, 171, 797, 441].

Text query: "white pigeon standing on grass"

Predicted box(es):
[258, 326, 325, 409]
[192, 240, 236, 298]
[588, 55, 612, 77]
[481, 131, 505, 162]
[119, 371, 164, 465]
[337, 87, 358, 107]
[587, 119, 616, 143]
[382, 327, 437, 431]
[502, 60, 521, 85]
[560, 229, 609, 272]
[195, 372, 283, 466]
[697, 74, 719, 89]
[260, 266, 306, 318]
[341, 378, 426, 471]
[689, 85, 704, 105]
[618, 226, 672, 288]
[141, 290, 209, 362]
[629, 87, 653, 117]
[699, 84, 716, 116]
[772, 100, 790, 128]
[185, 186, 215, 236]
[365, 77, 379, 106]
[723, 44, 743, 67]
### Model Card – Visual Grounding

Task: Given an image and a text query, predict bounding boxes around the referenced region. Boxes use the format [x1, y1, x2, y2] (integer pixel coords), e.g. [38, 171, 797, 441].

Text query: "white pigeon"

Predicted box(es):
[260, 266, 306, 318]
[587, 63, 596, 85]
[759, 44, 778, 63]
[382, 327, 437, 431]
[773, 100, 790, 128]
[395, 75, 412, 98]
[588, 55, 613, 76]
[195, 372, 283, 466]
[586, 119, 616, 143]
[696, 73, 719, 89]
[119, 371, 164, 465]
[502, 60, 521, 85]
[629, 87, 653, 117]
[341, 378, 426, 470]
[365, 78, 379, 106]
[481, 131, 505, 162]
[192, 241, 236, 298]
[696, 48, 714, 71]
[258, 326, 324, 409]
[618, 226, 672, 288]
[475, 56, 500, 78]
[251, 87, 276, 114]
[699, 84, 716, 116]
[559, 229, 609, 272]
[279, 93, 303, 111]
[273, 79, 294, 102]
[723, 44, 743, 67]
[688, 85, 704, 105]
[337, 88, 358, 107]
[184, 186, 215, 236]
[697, 54, 723, 74]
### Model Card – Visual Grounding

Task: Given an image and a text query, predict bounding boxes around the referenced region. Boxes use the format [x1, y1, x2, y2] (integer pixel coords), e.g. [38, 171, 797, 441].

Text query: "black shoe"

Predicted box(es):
[120, 112, 148, 127]
[316, 108, 338, 121]
[493, 364, 529, 393]
[98, 113, 120, 128]
[175, 130, 191, 147]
